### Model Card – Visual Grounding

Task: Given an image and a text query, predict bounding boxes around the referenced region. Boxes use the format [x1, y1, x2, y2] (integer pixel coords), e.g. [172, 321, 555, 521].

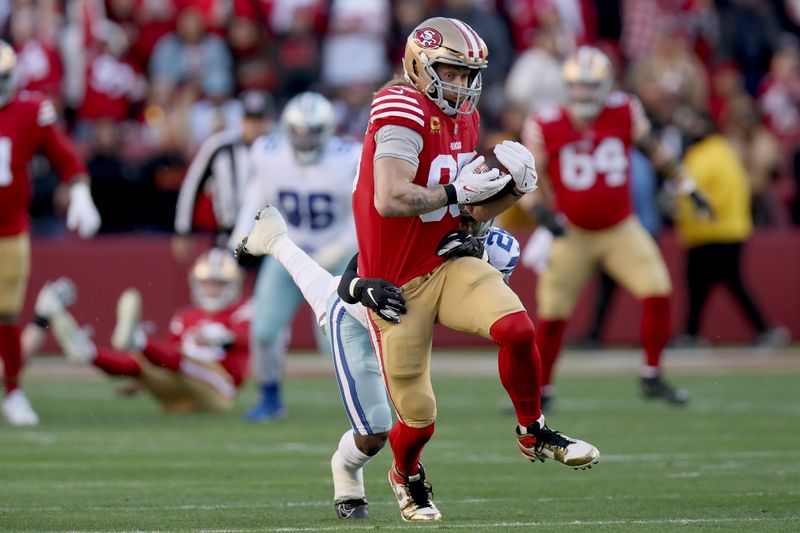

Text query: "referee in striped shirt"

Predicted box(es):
[174, 91, 274, 250]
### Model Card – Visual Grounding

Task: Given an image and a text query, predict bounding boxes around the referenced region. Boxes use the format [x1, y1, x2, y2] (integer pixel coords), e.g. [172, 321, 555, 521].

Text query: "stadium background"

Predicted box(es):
[5, 0, 800, 347]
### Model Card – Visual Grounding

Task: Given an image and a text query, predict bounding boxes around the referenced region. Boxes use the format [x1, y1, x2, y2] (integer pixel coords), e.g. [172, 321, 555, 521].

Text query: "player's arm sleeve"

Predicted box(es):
[174, 138, 219, 235]
[631, 97, 686, 183]
[227, 149, 268, 250]
[37, 101, 87, 181]
[373, 125, 423, 167]
[337, 254, 360, 304]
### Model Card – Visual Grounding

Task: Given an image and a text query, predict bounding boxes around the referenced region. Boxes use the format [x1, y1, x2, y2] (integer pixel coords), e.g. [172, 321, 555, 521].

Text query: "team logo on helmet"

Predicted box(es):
[414, 28, 442, 49]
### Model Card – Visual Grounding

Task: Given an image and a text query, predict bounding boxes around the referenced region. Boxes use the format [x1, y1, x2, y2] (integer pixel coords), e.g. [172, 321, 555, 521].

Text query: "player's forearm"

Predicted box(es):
[463, 192, 519, 221]
[374, 157, 447, 217]
[376, 184, 448, 217]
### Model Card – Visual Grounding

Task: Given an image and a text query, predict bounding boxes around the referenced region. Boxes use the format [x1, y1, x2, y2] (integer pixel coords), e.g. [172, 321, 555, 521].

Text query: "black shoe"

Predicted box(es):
[334, 498, 369, 519]
[640, 375, 689, 405]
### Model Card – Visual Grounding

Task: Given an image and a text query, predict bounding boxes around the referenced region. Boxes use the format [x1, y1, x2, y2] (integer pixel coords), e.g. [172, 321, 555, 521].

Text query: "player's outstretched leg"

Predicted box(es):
[37, 285, 96, 364]
[239, 205, 334, 326]
[236, 204, 289, 258]
[491, 311, 599, 470]
[111, 289, 143, 351]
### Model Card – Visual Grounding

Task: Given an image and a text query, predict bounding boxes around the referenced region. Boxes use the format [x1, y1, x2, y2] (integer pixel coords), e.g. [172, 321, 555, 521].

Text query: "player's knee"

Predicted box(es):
[396, 388, 436, 427]
[355, 432, 388, 456]
[490, 311, 536, 350]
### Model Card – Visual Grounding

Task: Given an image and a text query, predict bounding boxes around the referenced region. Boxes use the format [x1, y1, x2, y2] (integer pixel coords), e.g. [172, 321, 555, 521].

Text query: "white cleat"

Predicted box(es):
[50, 312, 96, 363]
[111, 288, 142, 351]
[517, 421, 599, 470]
[239, 205, 288, 257]
[388, 462, 442, 521]
[34, 278, 77, 319]
[2, 389, 40, 426]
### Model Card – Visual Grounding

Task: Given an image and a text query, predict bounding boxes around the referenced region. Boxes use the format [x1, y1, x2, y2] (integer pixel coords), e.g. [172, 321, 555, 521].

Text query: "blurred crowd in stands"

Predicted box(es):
[3, 0, 799, 235]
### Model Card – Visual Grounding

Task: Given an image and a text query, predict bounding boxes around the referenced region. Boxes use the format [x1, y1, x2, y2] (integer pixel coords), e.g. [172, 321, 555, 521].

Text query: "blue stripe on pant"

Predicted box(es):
[327, 295, 392, 435]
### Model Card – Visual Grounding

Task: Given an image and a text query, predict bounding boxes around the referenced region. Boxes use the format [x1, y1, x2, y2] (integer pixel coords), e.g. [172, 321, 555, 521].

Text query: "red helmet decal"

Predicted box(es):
[414, 28, 443, 49]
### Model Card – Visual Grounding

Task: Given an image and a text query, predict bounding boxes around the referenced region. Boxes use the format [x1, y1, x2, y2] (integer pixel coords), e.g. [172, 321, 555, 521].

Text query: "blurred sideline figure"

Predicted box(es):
[173, 90, 273, 254]
[236, 205, 521, 520]
[30, 250, 251, 413]
[520, 46, 715, 409]
[0, 40, 101, 426]
[674, 111, 790, 348]
[229, 92, 360, 422]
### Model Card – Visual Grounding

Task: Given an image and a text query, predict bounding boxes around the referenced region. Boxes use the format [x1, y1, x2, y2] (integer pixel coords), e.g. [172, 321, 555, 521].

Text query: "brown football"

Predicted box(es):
[464, 153, 514, 205]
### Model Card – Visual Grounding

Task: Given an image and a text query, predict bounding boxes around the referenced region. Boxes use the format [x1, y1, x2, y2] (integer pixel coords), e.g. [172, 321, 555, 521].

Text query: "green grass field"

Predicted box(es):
[1, 351, 799, 532]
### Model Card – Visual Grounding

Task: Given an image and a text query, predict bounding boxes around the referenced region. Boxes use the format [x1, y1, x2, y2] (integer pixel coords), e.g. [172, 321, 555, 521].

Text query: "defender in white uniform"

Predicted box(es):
[236, 206, 521, 519]
[230, 93, 360, 421]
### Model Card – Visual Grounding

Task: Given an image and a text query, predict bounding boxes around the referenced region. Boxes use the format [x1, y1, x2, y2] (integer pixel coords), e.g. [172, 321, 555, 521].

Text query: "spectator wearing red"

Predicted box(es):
[9, 6, 63, 103]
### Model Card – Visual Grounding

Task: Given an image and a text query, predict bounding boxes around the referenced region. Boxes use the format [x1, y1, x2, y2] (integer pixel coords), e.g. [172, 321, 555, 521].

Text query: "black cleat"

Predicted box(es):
[334, 498, 369, 519]
[640, 375, 690, 405]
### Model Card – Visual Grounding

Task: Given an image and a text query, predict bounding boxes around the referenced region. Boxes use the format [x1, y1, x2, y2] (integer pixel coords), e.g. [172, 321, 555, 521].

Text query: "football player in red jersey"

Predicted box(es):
[351, 18, 598, 521]
[0, 41, 101, 426]
[520, 46, 713, 409]
[33, 249, 251, 413]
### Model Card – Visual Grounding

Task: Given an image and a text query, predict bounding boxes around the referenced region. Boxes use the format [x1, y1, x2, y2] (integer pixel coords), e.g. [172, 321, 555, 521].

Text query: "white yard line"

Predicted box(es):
[5, 490, 797, 514]
[53, 515, 799, 533]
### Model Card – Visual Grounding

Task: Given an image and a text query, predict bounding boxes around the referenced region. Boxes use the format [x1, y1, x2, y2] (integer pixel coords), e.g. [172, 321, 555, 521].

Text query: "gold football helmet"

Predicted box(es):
[189, 249, 244, 312]
[562, 46, 613, 120]
[403, 17, 488, 116]
[0, 40, 18, 107]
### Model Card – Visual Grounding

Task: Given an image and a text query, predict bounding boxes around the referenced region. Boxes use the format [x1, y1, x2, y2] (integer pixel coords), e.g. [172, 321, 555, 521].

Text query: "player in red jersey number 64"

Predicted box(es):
[520, 46, 714, 409]
[350, 17, 598, 522]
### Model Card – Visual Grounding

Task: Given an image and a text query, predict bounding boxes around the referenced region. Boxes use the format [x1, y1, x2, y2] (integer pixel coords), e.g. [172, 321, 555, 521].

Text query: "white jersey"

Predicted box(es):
[233, 135, 361, 256]
[484, 227, 520, 278]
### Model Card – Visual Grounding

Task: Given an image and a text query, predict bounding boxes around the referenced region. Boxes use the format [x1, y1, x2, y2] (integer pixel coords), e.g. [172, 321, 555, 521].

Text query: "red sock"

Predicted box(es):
[491, 311, 541, 426]
[641, 296, 670, 369]
[94, 348, 142, 376]
[142, 339, 181, 372]
[537, 319, 566, 389]
[389, 421, 435, 476]
[0, 324, 22, 394]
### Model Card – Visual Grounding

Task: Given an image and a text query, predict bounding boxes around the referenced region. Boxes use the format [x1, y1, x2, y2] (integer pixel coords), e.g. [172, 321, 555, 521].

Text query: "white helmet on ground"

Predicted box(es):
[189, 249, 244, 312]
[281, 92, 335, 165]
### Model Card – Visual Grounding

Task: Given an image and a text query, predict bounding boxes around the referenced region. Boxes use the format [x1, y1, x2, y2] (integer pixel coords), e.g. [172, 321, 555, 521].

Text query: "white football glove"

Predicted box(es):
[521, 226, 553, 274]
[493, 140, 538, 194]
[453, 155, 512, 204]
[67, 181, 101, 238]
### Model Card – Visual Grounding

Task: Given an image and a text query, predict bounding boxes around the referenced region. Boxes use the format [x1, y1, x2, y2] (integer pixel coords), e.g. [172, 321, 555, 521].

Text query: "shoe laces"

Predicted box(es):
[399, 466, 434, 509]
[529, 423, 572, 451]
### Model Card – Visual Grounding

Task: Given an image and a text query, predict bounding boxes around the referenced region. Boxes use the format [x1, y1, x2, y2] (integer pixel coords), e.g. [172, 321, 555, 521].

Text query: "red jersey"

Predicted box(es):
[526, 92, 643, 231]
[0, 91, 87, 236]
[168, 299, 252, 388]
[353, 84, 481, 286]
